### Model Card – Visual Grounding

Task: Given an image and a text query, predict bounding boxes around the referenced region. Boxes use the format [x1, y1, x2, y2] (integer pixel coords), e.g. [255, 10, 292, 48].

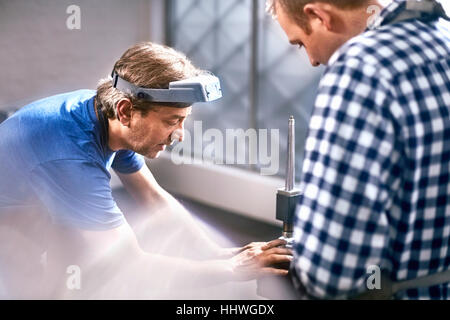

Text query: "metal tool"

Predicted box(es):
[276, 116, 301, 248]
[256, 118, 302, 299]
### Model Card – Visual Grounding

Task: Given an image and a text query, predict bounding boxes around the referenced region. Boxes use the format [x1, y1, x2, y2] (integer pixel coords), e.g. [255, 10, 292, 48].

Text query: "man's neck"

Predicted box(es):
[107, 118, 126, 152]
[344, 0, 383, 37]
[323, 0, 382, 65]
[93, 99, 125, 152]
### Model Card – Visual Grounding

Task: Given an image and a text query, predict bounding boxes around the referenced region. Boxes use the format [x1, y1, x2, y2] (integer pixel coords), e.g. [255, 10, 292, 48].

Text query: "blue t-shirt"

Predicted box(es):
[0, 90, 145, 230]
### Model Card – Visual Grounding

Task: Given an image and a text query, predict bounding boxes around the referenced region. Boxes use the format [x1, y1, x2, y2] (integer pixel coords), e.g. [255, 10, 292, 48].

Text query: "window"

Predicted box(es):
[166, 0, 324, 180]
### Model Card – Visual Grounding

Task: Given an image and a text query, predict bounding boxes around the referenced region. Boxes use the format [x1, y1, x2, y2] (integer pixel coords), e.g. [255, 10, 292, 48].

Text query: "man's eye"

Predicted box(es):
[167, 120, 179, 126]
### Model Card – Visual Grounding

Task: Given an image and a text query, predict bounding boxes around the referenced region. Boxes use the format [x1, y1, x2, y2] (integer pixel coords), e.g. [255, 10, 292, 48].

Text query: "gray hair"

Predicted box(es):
[96, 42, 201, 119]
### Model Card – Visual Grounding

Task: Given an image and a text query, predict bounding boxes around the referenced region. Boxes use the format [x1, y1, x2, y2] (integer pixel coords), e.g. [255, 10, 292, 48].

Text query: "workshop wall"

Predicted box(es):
[0, 0, 157, 112]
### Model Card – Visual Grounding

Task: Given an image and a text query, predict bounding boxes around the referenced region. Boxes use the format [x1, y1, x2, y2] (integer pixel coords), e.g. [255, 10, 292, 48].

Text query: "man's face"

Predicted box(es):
[275, 3, 345, 66]
[127, 105, 191, 159]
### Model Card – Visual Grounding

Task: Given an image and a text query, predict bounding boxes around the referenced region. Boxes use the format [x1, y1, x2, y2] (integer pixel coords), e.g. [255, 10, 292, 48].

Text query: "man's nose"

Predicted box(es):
[171, 128, 184, 144]
[306, 52, 320, 67]
[309, 57, 320, 67]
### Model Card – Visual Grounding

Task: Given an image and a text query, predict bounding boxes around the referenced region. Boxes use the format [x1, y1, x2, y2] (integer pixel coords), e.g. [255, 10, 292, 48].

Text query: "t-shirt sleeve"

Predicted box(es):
[111, 150, 145, 174]
[29, 159, 125, 230]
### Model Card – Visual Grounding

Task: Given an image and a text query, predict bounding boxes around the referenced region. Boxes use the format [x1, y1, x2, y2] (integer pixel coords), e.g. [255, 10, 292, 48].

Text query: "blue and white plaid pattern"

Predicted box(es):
[292, 0, 450, 299]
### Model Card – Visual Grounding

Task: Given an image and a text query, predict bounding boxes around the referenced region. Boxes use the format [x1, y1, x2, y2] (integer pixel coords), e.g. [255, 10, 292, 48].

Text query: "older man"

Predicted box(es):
[0, 42, 291, 298]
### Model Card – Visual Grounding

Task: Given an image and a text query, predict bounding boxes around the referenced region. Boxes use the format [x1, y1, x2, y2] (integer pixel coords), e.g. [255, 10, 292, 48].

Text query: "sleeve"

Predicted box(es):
[111, 150, 145, 174]
[292, 58, 403, 299]
[29, 159, 126, 231]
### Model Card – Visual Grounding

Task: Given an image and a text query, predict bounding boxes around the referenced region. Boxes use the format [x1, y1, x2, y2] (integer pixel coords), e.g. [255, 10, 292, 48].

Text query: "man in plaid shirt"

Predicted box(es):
[268, 0, 450, 299]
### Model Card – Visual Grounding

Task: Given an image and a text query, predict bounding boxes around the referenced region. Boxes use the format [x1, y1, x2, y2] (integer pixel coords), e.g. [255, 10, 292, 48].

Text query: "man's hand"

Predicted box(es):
[219, 239, 288, 258]
[228, 239, 293, 281]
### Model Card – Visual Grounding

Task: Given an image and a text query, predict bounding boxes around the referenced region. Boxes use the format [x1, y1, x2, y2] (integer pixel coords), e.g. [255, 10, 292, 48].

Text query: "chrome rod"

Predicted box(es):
[285, 116, 295, 191]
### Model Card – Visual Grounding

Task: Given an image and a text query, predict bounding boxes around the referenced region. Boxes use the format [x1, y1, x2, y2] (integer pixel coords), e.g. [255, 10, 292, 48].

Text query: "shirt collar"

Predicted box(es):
[368, 0, 409, 30]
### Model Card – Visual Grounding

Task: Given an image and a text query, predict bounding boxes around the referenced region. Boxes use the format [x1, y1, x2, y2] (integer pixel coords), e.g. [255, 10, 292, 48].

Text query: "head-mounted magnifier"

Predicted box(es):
[111, 71, 222, 104]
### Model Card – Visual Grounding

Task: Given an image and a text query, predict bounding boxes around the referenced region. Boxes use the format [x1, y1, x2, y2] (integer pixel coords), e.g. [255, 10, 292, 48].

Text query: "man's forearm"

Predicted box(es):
[133, 193, 226, 260]
[50, 222, 235, 298]
[117, 166, 225, 258]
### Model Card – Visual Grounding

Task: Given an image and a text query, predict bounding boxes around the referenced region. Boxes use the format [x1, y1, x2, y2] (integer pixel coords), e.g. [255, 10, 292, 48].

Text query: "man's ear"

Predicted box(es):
[116, 99, 133, 126]
[303, 3, 333, 31]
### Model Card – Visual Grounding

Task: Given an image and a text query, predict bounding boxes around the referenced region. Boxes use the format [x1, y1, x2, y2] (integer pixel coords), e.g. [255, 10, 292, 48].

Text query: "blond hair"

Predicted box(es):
[96, 42, 201, 119]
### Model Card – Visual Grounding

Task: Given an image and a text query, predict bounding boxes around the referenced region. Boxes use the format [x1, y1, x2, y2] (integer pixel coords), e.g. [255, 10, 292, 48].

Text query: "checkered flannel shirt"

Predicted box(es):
[292, 0, 450, 299]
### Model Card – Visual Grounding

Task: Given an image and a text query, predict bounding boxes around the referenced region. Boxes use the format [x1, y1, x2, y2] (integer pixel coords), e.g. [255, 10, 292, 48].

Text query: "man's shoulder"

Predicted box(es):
[17, 89, 96, 115]
[6, 89, 101, 168]
[330, 20, 450, 79]
[13, 89, 97, 138]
